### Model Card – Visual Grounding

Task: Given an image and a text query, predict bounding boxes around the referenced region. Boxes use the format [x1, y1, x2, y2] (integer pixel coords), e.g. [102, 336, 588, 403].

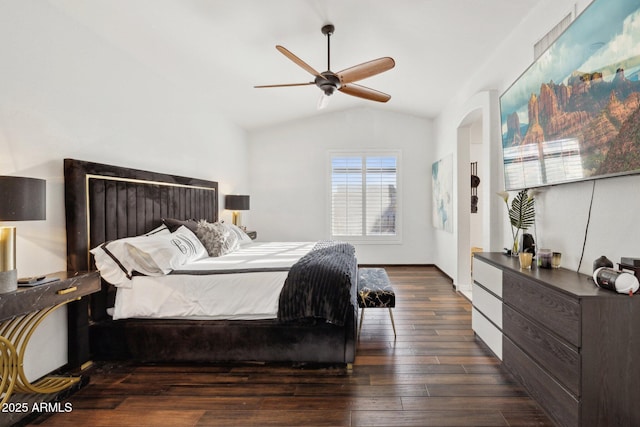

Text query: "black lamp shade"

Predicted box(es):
[0, 176, 46, 221]
[225, 195, 250, 211]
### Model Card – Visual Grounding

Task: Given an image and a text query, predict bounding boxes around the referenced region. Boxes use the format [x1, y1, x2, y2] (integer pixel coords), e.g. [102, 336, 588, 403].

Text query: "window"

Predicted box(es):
[329, 152, 400, 242]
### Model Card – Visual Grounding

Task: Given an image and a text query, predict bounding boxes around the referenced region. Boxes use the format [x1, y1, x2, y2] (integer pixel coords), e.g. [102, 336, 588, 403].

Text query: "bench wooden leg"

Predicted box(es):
[388, 308, 397, 338]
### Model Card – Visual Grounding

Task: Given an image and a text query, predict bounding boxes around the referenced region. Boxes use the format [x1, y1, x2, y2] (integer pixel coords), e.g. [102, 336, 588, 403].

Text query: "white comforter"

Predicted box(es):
[112, 242, 315, 320]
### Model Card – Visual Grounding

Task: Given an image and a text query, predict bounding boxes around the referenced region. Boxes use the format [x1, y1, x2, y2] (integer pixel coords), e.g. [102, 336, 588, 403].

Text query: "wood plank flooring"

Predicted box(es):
[26, 266, 553, 427]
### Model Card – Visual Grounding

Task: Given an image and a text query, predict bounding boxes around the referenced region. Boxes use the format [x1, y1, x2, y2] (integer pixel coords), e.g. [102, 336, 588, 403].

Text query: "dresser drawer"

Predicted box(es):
[472, 307, 502, 359]
[503, 271, 581, 347]
[473, 257, 502, 297]
[503, 337, 579, 427]
[472, 282, 502, 328]
[503, 304, 580, 396]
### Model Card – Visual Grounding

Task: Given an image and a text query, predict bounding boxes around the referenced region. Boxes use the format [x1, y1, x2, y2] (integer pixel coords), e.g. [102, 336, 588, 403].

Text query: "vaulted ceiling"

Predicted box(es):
[44, 0, 542, 130]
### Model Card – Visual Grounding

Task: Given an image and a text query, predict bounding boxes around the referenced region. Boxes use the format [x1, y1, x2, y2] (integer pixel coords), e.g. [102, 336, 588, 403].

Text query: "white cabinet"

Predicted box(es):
[471, 256, 503, 359]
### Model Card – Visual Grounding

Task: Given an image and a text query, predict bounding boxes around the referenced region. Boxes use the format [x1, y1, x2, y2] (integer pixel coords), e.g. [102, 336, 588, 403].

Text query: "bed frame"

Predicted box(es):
[64, 158, 357, 365]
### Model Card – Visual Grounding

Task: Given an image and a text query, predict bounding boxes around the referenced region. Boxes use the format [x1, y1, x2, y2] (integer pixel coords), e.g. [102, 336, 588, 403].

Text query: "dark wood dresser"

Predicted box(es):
[472, 253, 639, 427]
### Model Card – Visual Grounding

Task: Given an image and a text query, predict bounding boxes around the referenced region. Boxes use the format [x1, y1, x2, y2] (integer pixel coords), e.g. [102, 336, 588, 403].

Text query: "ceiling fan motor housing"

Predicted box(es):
[315, 72, 341, 96]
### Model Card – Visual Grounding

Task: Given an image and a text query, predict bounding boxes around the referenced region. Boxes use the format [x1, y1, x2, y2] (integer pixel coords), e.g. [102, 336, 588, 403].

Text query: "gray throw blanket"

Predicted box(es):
[277, 241, 357, 326]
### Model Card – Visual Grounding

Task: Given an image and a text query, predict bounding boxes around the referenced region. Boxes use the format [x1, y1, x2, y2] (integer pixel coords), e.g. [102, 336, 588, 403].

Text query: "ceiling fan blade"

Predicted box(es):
[337, 57, 395, 84]
[276, 45, 322, 77]
[339, 83, 391, 103]
[254, 82, 314, 88]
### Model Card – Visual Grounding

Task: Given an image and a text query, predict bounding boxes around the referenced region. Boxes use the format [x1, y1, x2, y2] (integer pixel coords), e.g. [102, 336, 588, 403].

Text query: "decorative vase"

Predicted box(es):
[511, 230, 520, 256]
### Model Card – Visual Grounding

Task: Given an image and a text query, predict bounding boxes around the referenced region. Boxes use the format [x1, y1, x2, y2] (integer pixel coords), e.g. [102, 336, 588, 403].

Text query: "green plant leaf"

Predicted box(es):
[509, 189, 535, 231]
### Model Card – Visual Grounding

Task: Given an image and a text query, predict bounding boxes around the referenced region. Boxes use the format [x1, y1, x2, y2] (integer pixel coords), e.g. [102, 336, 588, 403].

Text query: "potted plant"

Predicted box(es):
[497, 189, 535, 255]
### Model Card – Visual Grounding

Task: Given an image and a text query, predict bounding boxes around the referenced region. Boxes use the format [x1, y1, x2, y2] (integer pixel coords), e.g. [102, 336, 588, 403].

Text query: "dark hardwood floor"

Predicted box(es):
[27, 266, 553, 426]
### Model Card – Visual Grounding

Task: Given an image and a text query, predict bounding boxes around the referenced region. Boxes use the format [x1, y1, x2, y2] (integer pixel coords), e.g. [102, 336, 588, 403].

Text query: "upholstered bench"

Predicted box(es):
[357, 267, 396, 339]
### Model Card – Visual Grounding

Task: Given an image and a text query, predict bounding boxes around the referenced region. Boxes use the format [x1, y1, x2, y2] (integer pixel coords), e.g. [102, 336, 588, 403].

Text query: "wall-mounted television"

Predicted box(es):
[499, 0, 640, 190]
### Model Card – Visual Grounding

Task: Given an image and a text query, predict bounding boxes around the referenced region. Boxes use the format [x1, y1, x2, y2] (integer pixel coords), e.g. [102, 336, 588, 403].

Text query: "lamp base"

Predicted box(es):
[232, 211, 241, 227]
[0, 269, 17, 293]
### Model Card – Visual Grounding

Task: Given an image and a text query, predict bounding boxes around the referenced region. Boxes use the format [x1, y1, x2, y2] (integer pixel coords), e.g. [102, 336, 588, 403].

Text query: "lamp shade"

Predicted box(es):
[225, 195, 250, 211]
[0, 176, 46, 221]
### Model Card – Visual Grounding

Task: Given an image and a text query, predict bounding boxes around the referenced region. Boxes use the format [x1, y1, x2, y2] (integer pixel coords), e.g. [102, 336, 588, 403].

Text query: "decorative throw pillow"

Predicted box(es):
[196, 220, 240, 256]
[162, 217, 199, 233]
[221, 222, 253, 245]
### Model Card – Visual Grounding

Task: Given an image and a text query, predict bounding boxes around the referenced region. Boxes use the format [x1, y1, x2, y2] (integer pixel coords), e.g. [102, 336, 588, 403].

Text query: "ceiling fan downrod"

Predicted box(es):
[318, 24, 338, 96]
[322, 24, 334, 71]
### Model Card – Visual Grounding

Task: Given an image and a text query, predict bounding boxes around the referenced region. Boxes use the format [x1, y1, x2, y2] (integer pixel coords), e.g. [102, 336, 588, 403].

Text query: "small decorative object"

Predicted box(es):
[519, 252, 533, 270]
[593, 255, 613, 272]
[538, 249, 552, 268]
[497, 189, 535, 255]
[551, 252, 562, 269]
[620, 257, 640, 267]
[522, 233, 536, 256]
[619, 257, 640, 283]
[593, 267, 639, 295]
[471, 162, 480, 214]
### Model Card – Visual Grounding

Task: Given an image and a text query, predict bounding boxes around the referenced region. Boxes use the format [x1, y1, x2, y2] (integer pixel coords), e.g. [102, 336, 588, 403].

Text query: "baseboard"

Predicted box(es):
[433, 265, 453, 280]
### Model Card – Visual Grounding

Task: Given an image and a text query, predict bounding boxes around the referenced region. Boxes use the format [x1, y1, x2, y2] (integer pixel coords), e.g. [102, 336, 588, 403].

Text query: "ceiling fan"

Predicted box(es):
[254, 24, 395, 108]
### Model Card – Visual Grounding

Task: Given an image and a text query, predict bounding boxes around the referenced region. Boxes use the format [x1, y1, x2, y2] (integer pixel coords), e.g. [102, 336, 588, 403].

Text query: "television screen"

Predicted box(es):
[499, 0, 640, 190]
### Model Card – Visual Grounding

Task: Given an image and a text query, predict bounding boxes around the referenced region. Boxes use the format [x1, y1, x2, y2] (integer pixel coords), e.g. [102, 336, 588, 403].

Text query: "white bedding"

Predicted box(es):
[112, 242, 315, 320]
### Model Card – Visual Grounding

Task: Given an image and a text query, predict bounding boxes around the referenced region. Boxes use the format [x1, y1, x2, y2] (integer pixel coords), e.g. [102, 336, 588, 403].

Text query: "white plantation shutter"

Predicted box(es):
[330, 152, 399, 241]
[331, 156, 363, 236]
[365, 156, 396, 235]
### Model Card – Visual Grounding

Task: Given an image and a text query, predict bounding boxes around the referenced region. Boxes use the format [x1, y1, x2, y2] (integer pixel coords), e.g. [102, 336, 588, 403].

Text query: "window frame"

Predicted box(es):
[327, 149, 402, 244]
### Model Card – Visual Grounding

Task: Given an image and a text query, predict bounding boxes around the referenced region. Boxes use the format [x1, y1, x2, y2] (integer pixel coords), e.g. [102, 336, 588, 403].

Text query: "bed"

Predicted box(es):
[64, 158, 357, 365]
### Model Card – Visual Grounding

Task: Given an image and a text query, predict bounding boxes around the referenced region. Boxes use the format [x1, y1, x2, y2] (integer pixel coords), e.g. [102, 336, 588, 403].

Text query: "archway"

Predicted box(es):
[454, 91, 502, 294]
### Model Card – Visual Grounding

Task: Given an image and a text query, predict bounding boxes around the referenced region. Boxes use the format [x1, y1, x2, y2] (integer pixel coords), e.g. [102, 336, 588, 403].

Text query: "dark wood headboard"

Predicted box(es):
[64, 159, 218, 318]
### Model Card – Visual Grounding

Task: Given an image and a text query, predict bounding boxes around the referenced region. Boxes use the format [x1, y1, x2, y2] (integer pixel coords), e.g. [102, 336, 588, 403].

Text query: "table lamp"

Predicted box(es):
[224, 195, 250, 227]
[0, 176, 46, 293]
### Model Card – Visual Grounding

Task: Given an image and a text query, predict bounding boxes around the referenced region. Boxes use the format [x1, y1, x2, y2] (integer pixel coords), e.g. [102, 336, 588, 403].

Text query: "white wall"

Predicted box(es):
[248, 107, 433, 264]
[436, 0, 640, 278]
[0, 2, 249, 379]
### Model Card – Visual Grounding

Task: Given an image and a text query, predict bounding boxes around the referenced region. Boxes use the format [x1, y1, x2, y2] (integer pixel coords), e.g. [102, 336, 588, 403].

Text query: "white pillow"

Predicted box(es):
[125, 225, 208, 275]
[223, 222, 253, 245]
[91, 224, 170, 287]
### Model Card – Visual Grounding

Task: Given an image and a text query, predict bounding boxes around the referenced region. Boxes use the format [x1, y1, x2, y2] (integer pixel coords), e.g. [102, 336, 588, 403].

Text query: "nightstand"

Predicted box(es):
[0, 271, 100, 405]
[246, 231, 257, 240]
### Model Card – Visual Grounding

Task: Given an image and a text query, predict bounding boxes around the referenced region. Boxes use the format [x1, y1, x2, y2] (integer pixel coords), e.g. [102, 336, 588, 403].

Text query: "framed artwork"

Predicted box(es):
[499, 0, 640, 190]
[432, 154, 453, 233]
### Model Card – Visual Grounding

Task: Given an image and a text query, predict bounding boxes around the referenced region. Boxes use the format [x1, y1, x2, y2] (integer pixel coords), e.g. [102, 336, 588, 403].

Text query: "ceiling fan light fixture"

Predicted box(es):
[317, 93, 331, 110]
[321, 84, 336, 96]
